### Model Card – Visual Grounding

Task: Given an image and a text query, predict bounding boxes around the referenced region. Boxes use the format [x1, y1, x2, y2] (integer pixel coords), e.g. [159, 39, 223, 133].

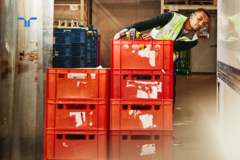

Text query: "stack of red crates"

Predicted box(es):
[109, 39, 174, 160]
[44, 68, 110, 160]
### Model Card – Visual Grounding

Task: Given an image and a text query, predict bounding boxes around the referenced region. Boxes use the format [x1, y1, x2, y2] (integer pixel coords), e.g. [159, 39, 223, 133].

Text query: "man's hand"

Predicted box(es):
[114, 32, 124, 39]
[141, 34, 153, 40]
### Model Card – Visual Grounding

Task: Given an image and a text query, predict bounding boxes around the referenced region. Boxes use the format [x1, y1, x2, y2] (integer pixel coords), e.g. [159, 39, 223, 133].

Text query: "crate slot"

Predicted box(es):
[66, 134, 86, 139]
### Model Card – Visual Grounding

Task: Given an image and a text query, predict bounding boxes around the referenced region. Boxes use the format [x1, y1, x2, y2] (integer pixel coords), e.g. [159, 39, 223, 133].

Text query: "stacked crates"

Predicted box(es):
[53, 26, 99, 68]
[110, 40, 174, 130]
[109, 39, 174, 160]
[44, 68, 110, 160]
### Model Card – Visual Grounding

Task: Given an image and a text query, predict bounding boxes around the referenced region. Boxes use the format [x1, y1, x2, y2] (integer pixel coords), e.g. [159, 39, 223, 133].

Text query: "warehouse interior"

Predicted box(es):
[0, 0, 240, 160]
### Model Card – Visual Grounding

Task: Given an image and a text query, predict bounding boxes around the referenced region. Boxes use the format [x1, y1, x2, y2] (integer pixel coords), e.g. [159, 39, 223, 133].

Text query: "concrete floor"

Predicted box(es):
[172, 74, 227, 160]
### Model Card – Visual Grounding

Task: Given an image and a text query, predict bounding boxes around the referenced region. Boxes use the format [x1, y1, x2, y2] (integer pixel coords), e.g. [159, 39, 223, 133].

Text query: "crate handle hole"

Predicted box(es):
[155, 75, 160, 79]
[122, 105, 128, 110]
[66, 104, 86, 109]
[123, 75, 128, 79]
[122, 135, 128, 140]
[154, 105, 160, 110]
[57, 134, 62, 139]
[131, 135, 151, 140]
[154, 135, 160, 140]
[90, 104, 95, 109]
[89, 135, 95, 140]
[59, 74, 64, 79]
[66, 134, 85, 139]
[58, 104, 63, 109]
[132, 75, 151, 80]
[131, 105, 151, 110]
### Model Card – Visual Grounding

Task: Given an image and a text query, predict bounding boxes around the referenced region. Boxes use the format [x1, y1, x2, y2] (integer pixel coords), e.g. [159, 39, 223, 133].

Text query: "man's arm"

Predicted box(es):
[174, 40, 198, 52]
[125, 12, 174, 32]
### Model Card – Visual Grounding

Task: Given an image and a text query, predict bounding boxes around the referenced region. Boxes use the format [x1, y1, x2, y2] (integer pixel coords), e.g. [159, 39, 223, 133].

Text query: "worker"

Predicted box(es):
[114, 8, 211, 146]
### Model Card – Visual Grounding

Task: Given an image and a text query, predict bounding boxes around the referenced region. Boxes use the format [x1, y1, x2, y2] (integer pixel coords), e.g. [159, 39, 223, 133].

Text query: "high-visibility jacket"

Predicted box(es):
[149, 12, 198, 62]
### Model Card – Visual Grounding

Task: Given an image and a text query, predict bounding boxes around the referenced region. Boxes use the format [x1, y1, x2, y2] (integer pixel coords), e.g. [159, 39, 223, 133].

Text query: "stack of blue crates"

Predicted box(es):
[53, 25, 98, 68]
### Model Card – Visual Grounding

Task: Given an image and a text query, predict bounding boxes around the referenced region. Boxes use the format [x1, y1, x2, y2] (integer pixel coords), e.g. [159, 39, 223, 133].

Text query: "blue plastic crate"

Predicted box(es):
[53, 56, 72, 68]
[53, 44, 72, 56]
[92, 51, 97, 59]
[72, 29, 87, 43]
[72, 56, 87, 68]
[93, 29, 98, 37]
[54, 32, 72, 44]
[87, 62, 94, 68]
[87, 36, 92, 50]
[72, 43, 87, 56]
[54, 28, 64, 33]
[87, 50, 92, 63]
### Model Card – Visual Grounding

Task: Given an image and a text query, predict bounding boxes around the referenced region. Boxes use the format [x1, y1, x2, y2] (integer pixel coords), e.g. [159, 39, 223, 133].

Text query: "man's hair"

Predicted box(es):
[195, 8, 211, 19]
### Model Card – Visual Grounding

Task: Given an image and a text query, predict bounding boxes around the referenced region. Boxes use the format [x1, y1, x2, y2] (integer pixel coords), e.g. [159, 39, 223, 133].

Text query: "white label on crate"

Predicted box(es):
[67, 73, 87, 79]
[140, 144, 156, 156]
[63, 142, 68, 147]
[129, 110, 142, 118]
[90, 73, 96, 79]
[77, 81, 87, 87]
[70, 112, 86, 127]
[138, 47, 156, 67]
[132, 44, 139, 50]
[149, 51, 155, 67]
[126, 81, 162, 99]
[139, 114, 156, 129]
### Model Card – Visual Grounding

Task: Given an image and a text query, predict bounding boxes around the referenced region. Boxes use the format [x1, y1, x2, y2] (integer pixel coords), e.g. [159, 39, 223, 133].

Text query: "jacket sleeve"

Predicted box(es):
[174, 40, 198, 52]
[122, 12, 174, 32]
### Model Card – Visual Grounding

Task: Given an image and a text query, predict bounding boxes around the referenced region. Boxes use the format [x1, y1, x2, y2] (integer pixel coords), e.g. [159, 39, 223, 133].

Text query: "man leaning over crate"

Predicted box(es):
[114, 8, 210, 146]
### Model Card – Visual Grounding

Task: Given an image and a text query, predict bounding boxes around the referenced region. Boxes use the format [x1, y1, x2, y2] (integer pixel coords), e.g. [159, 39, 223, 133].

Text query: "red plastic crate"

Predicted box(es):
[45, 99, 109, 130]
[46, 68, 110, 99]
[111, 69, 173, 100]
[98, 35, 101, 66]
[44, 130, 107, 160]
[111, 40, 173, 70]
[110, 100, 173, 130]
[109, 130, 172, 160]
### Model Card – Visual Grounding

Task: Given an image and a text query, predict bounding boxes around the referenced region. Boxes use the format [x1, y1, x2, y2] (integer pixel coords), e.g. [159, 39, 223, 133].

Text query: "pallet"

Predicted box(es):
[190, 0, 213, 5]
[165, 0, 188, 5]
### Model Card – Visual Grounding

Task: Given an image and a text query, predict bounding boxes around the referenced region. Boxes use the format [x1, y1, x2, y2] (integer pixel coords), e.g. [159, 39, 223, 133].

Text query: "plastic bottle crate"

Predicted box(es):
[45, 99, 108, 130]
[87, 50, 92, 63]
[46, 68, 110, 99]
[53, 56, 72, 68]
[44, 130, 107, 160]
[111, 40, 173, 70]
[111, 69, 173, 100]
[110, 99, 173, 130]
[93, 29, 98, 37]
[87, 62, 95, 68]
[54, 32, 72, 44]
[72, 43, 87, 56]
[109, 130, 172, 160]
[87, 36, 92, 50]
[53, 44, 72, 56]
[71, 28, 87, 43]
[72, 56, 87, 68]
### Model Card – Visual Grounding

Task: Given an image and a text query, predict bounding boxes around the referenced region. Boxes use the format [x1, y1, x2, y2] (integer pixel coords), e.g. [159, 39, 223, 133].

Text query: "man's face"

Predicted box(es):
[190, 11, 209, 31]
